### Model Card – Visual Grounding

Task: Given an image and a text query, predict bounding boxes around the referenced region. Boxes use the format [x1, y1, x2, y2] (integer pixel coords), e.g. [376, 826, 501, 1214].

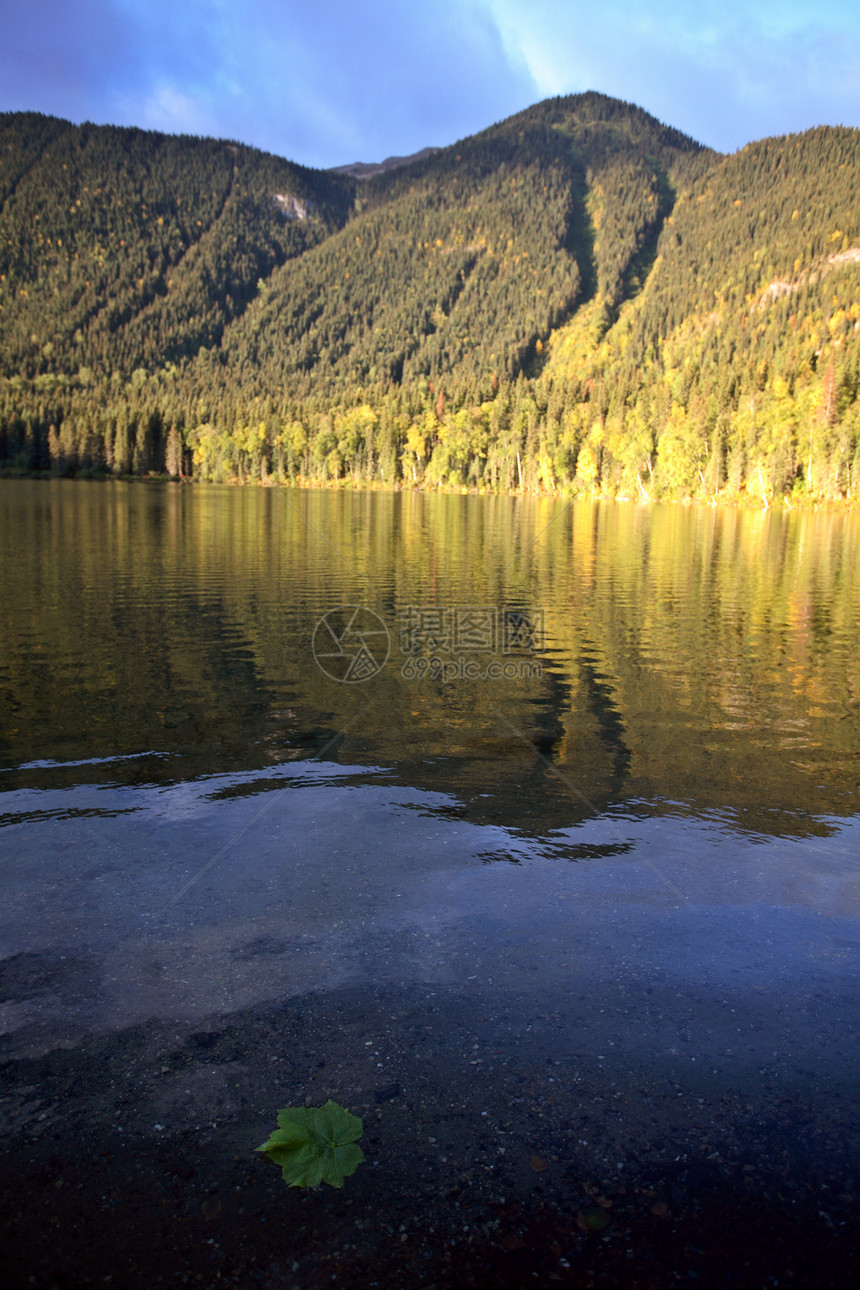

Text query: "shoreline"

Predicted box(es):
[1, 468, 857, 513]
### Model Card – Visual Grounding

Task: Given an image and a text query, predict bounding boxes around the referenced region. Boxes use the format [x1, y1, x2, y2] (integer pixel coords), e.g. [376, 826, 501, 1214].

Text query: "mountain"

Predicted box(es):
[0, 112, 353, 378]
[0, 94, 858, 502]
[328, 146, 441, 179]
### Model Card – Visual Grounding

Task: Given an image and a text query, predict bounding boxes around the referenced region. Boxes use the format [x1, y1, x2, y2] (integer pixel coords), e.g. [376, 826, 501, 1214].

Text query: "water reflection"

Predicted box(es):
[1, 752, 857, 1043]
[0, 480, 858, 844]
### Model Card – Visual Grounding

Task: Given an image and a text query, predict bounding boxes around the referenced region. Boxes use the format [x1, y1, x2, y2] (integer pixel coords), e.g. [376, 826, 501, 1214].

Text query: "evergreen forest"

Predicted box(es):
[1, 93, 859, 503]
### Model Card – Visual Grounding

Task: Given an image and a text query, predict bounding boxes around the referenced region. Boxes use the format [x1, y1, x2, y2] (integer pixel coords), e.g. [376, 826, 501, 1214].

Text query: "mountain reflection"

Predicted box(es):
[0, 480, 857, 843]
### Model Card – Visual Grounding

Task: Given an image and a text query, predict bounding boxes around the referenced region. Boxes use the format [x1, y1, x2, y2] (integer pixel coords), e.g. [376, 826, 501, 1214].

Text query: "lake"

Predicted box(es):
[1, 479, 859, 1287]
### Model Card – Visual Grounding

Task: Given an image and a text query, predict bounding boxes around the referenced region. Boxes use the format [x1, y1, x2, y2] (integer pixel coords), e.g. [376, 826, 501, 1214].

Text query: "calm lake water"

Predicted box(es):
[1, 478, 858, 1046]
[2, 479, 860, 1283]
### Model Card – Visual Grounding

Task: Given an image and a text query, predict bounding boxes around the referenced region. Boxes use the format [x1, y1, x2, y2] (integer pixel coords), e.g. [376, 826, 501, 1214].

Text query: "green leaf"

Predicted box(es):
[256, 1100, 365, 1188]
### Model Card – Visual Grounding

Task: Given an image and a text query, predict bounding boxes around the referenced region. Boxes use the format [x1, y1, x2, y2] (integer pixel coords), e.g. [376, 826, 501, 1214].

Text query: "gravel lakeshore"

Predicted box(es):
[2, 980, 859, 1290]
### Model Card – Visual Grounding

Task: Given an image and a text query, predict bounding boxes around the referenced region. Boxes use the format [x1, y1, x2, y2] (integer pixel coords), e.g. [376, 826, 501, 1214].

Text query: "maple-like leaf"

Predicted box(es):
[256, 1100, 364, 1188]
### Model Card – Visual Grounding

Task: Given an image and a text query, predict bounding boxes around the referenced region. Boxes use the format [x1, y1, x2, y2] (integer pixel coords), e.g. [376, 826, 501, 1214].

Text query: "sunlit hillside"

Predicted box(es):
[1, 95, 858, 502]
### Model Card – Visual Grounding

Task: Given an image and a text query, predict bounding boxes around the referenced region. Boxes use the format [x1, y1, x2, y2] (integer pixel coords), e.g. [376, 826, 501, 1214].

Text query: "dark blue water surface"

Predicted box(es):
[1, 480, 858, 1055]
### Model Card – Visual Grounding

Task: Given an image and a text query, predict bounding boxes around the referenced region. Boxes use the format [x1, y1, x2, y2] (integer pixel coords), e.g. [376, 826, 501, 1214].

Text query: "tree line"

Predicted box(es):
[1, 95, 858, 502]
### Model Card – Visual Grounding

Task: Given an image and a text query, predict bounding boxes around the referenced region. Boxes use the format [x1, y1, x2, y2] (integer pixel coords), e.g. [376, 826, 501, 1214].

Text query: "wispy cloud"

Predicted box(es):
[133, 83, 218, 138]
[0, 1, 857, 164]
[482, 0, 860, 150]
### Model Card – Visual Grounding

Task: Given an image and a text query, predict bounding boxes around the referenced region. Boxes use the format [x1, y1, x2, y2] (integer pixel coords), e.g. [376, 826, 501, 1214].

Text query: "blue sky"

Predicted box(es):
[1, 1, 859, 166]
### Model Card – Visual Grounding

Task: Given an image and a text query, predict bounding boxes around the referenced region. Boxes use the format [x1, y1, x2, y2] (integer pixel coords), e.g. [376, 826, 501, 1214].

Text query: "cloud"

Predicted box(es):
[0, 0, 225, 132]
[0, 0, 538, 164]
[187, 0, 540, 164]
[481, 0, 860, 151]
[134, 84, 218, 138]
[0, 1, 858, 164]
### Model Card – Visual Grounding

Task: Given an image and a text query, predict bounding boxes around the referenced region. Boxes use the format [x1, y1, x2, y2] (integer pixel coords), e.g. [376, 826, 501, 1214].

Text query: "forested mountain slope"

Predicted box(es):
[538, 126, 860, 500]
[1, 95, 858, 501]
[0, 113, 353, 377]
